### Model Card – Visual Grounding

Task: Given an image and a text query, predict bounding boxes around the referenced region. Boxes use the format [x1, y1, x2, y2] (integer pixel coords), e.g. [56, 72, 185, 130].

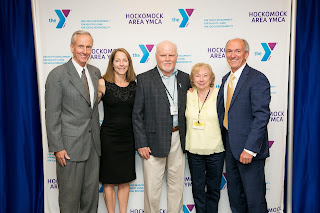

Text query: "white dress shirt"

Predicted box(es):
[72, 58, 94, 108]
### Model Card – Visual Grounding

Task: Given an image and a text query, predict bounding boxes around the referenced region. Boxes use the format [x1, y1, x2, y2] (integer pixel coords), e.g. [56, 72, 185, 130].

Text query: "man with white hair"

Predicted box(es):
[133, 40, 191, 212]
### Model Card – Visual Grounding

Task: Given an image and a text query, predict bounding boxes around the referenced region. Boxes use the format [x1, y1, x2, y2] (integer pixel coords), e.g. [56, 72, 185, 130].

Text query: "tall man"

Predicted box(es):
[217, 38, 271, 213]
[45, 30, 101, 213]
[133, 40, 191, 213]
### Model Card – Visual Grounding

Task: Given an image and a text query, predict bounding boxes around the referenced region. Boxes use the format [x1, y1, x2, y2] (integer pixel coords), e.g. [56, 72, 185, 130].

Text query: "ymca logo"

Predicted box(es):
[269, 141, 275, 148]
[270, 111, 284, 122]
[220, 173, 227, 190]
[178, 9, 194, 28]
[261, 42, 277, 61]
[48, 178, 58, 190]
[183, 204, 195, 213]
[139, 44, 154, 63]
[55, 9, 71, 28]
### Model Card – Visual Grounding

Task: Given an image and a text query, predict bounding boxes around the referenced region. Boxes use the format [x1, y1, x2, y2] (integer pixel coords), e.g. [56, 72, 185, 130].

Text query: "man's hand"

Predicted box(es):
[54, 150, 70, 167]
[239, 150, 253, 164]
[137, 147, 151, 160]
[188, 87, 194, 93]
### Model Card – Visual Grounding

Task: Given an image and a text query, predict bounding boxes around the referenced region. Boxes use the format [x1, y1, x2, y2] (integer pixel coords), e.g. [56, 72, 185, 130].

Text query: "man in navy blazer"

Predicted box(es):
[217, 38, 271, 213]
[133, 40, 190, 212]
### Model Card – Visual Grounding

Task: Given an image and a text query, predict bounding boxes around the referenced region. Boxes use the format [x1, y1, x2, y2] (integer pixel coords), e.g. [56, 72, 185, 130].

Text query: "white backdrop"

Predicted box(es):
[32, 0, 291, 212]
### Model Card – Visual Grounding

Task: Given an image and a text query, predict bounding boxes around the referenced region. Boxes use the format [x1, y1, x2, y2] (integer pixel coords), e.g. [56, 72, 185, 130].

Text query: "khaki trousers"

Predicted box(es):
[143, 131, 186, 213]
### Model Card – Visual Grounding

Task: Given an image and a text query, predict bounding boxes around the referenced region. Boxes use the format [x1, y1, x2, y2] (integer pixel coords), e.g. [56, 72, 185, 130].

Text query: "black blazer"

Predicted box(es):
[132, 67, 191, 157]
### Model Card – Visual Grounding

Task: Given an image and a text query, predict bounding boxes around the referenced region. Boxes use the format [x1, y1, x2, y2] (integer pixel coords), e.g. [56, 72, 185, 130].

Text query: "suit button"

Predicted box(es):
[89, 130, 91, 133]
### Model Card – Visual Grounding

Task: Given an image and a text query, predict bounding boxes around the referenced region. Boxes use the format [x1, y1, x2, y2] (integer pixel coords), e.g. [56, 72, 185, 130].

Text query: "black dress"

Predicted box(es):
[99, 81, 136, 184]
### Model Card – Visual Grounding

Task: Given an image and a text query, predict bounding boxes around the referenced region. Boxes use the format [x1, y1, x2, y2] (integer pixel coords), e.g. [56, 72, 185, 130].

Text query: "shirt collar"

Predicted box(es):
[230, 63, 246, 79]
[157, 66, 178, 79]
[72, 58, 88, 76]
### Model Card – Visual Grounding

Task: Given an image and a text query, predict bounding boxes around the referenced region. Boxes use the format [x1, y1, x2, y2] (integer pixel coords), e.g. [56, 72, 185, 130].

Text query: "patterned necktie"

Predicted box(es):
[81, 68, 90, 99]
[223, 73, 235, 130]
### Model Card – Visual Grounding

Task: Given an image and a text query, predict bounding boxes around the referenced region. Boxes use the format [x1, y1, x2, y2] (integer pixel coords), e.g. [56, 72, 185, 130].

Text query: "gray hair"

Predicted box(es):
[225, 38, 250, 52]
[71, 30, 93, 45]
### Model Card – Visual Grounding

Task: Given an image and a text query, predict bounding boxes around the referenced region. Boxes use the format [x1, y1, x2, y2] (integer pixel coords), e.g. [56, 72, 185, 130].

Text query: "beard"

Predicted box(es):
[160, 62, 174, 73]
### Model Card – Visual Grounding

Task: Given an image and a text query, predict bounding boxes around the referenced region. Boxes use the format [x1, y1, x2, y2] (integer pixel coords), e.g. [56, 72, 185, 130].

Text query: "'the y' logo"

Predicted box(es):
[269, 141, 275, 148]
[183, 204, 195, 213]
[178, 9, 194, 28]
[261, 43, 277, 61]
[220, 173, 227, 190]
[55, 10, 71, 28]
[139, 44, 154, 63]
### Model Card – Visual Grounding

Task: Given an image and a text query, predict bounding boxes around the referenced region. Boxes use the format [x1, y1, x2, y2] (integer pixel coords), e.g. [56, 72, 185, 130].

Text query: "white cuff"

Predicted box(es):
[244, 149, 257, 157]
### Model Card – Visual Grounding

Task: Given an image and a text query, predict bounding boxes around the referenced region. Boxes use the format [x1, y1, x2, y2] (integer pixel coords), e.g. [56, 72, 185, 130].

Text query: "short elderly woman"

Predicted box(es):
[185, 63, 225, 213]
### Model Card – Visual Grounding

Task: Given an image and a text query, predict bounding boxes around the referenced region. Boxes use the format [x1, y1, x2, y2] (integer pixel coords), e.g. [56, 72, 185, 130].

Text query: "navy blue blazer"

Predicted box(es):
[217, 64, 271, 160]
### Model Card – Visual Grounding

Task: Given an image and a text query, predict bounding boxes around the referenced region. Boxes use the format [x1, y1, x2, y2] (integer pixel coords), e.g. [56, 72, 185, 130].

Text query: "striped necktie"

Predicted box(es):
[81, 68, 90, 99]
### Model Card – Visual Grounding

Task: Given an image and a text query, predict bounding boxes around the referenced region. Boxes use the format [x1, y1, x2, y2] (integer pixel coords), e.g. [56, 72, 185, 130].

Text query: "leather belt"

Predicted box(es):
[172, 126, 179, 132]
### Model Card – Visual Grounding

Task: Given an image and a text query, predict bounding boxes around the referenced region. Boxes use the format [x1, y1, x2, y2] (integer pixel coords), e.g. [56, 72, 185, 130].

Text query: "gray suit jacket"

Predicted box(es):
[132, 67, 191, 157]
[45, 59, 101, 161]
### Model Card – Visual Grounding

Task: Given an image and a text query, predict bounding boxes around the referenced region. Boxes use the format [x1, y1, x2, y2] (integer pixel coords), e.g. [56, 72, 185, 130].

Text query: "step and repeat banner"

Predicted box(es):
[33, 0, 291, 212]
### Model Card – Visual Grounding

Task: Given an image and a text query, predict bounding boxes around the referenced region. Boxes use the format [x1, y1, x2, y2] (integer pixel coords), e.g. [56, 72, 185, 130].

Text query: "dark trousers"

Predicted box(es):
[187, 151, 225, 213]
[224, 131, 267, 213]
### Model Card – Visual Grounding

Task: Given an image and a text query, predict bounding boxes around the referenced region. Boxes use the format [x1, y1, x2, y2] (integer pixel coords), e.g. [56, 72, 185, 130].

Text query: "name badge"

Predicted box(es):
[193, 120, 205, 129]
[170, 105, 178, 115]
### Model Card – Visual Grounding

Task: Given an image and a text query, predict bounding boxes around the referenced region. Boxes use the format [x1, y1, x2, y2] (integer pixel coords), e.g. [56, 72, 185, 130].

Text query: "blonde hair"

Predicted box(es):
[102, 48, 136, 83]
[190, 63, 215, 88]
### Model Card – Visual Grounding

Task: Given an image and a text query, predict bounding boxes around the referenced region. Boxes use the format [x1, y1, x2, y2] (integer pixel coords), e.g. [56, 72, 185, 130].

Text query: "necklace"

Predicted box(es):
[197, 88, 211, 123]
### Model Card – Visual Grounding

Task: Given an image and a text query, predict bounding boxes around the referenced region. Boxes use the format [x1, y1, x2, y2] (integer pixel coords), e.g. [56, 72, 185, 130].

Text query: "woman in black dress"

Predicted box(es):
[98, 48, 136, 213]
